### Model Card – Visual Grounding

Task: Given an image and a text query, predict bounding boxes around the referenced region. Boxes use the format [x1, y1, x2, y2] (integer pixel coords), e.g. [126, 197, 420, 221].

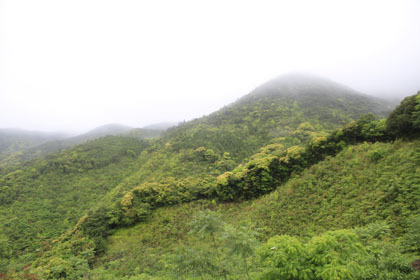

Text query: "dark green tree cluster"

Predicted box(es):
[386, 91, 420, 137]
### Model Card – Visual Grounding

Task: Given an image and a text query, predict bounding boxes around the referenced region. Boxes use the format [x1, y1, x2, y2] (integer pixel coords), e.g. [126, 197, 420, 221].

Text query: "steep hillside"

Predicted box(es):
[251, 140, 420, 237]
[163, 74, 392, 162]
[73, 140, 420, 279]
[109, 74, 393, 199]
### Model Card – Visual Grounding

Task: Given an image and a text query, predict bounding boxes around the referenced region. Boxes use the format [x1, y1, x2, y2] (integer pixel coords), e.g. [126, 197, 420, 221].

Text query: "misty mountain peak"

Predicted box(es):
[85, 124, 133, 135]
[249, 72, 363, 99]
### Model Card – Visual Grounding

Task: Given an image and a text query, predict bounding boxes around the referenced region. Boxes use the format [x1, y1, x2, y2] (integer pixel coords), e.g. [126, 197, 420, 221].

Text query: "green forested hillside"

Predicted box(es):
[82, 140, 420, 279]
[0, 136, 150, 272]
[164, 74, 392, 161]
[64, 140, 420, 279]
[2, 76, 415, 279]
[107, 75, 392, 198]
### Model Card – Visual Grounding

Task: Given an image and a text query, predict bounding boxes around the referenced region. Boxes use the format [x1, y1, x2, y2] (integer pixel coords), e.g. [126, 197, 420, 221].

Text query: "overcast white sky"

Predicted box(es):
[1, 0, 420, 133]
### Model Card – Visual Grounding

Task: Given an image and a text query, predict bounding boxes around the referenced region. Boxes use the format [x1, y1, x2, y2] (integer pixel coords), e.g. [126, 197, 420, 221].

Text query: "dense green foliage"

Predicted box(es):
[3, 76, 418, 279]
[258, 226, 417, 280]
[26, 138, 420, 279]
[64, 113, 392, 263]
[250, 140, 420, 237]
[386, 91, 420, 137]
[80, 193, 419, 280]
[214, 113, 391, 201]
[79, 138, 419, 279]
[0, 136, 149, 272]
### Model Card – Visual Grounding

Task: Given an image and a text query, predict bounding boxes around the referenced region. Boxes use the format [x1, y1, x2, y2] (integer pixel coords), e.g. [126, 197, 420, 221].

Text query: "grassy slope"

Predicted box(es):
[86, 140, 420, 279]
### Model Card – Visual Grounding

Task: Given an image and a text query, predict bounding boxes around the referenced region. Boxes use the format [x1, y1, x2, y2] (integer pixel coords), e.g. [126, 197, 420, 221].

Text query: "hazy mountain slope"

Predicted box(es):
[124, 128, 164, 139]
[83, 139, 420, 279]
[0, 124, 162, 168]
[246, 73, 394, 118]
[142, 122, 177, 130]
[80, 123, 133, 137]
[0, 129, 65, 161]
[162, 74, 392, 160]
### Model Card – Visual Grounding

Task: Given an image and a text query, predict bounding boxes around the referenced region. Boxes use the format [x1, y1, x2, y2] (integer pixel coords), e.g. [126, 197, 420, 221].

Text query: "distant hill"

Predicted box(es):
[0, 128, 66, 161]
[231, 73, 393, 124]
[77, 123, 133, 139]
[0, 124, 163, 168]
[142, 122, 177, 130]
